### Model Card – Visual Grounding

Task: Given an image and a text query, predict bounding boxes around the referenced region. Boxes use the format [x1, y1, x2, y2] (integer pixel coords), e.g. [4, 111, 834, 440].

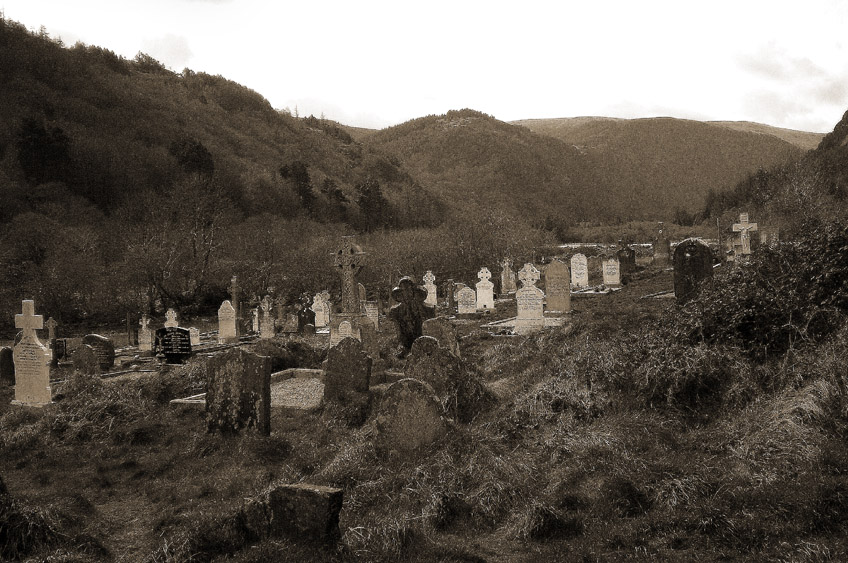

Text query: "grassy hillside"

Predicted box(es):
[510, 116, 808, 222]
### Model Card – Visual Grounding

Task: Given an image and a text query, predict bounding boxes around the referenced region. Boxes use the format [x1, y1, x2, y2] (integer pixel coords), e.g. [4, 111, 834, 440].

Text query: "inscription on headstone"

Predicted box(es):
[81, 334, 116, 371]
[456, 287, 477, 315]
[544, 259, 571, 312]
[602, 259, 621, 287]
[12, 300, 52, 406]
[218, 300, 237, 344]
[514, 264, 544, 334]
[571, 253, 588, 288]
[155, 327, 192, 364]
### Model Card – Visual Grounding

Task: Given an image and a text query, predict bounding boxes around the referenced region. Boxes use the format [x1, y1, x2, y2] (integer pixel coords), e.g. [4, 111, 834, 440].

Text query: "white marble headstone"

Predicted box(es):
[12, 300, 52, 406]
[476, 267, 495, 310]
[602, 259, 621, 287]
[570, 254, 588, 288]
[218, 300, 237, 344]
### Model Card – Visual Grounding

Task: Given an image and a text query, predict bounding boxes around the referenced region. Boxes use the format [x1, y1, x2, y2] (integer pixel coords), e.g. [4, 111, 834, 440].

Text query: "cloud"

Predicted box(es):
[141, 34, 193, 70]
[737, 46, 827, 82]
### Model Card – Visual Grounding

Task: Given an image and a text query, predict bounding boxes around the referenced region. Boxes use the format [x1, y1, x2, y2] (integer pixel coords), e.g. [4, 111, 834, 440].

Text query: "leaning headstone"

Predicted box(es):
[164, 308, 179, 328]
[323, 337, 371, 408]
[388, 277, 435, 350]
[673, 238, 714, 303]
[475, 267, 495, 311]
[11, 300, 52, 406]
[423, 271, 437, 307]
[206, 348, 271, 435]
[311, 293, 330, 328]
[190, 327, 201, 347]
[139, 314, 153, 352]
[456, 286, 477, 315]
[1, 346, 15, 385]
[514, 264, 545, 334]
[72, 345, 100, 375]
[363, 301, 380, 332]
[375, 378, 448, 458]
[544, 259, 571, 313]
[155, 327, 192, 364]
[218, 300, 238, 344]
[500, 258, 517, 295]
[421, 316, 461, 358]
[571, 253, 589, 288]
[81, 334, 116, 371]
[602, 259, 621, 287]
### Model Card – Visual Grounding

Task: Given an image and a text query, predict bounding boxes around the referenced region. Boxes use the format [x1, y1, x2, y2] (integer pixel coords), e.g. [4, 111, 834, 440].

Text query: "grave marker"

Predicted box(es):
[229, 276, 240, 336]
[139, 314, 153, 352]
[475, 267, 495, 311]
[0, 347, 15, 385]
[616, 241, 636, 273]
[190, 327, 201, 346]
[602, 259, 621, 287]
[732, 213, 758, 256]
[206, 348, 271, 435]
[423, 271, 437, 307]
[388, 277, 435, 350]
[571, 253, 589, 288]
[456, 286, 477, 315]
[260, 296, 275, 339]
[218, 300, 238, 344]
[673, 238, 714, 303]
[544, 259, 571, 312]
[500, 258, 517, 295]
[653, 222, 671, 266]
[514, 264, 544, 334]
[375, 378, 448, 458]
[155, 327, 192, 364]
[164, 308, 178, 328]
[81, 334, 115, 371]
[311, 293, 330, 328]
[364, 301, 380, 332]
[12, 300, 51, 406]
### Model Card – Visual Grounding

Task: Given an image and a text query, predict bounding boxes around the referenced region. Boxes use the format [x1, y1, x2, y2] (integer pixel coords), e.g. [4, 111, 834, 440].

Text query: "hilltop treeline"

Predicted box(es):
[0, 18, 552, 333]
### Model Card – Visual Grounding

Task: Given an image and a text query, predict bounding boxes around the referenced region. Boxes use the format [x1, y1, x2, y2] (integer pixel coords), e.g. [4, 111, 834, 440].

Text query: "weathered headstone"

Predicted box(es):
[264, 483, 343, 542]
[732, 213, 758, 256]
[544, 259, 571, 313]
[375, 378, 448, 457]
[282, 313, 299, 334]
[11, 300, 52, 406]
[653, 222, 671, 266]
[571, 253, 589, 288]
[388, 277, 436, 350]
[298, 304, 316, 333]
[164, 308, 179, 328]
[323, 337, 371, 402]
[514, 264, 544, 334]
[357, 282, 367, 310]
[81, 334, 116, 371]
[423, 271, 437, 307]
[190, 327, 201, 347]
[139, 314, 153, 352]
[421, 316, 461, 358]
[602, 259, 621, 287]
[72, 344, 100, 375]
[456, 286, 477, 315]
[45, 317, 59, 367]
[229, 276, 241, 336]
[475, 267, 495, 311]
[329, 237, 368, 347]
[616, 241, 636, 274]
[218, 300, 238, 344]
[155, 327, 192, 364]
[338, 320, 353, 340]
[673, 238, 714, 303]
[443, 279, 456, 312]
[206, 348, 271, 435]
[311, 293, 330, 328]
[260, 296, 275, 339]
[363, 301, 380, 332]
[500, 258, 517, 295]
[252, 308, 260, 333]
[0, 346, 15, 385]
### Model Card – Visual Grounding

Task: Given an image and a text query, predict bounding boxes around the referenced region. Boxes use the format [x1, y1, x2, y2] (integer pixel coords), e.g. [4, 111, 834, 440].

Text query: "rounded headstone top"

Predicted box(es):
[375, 378, 448, 457]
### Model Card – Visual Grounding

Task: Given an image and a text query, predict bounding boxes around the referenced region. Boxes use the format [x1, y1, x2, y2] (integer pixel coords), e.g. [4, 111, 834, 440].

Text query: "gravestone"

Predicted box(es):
[164, 308, 179, 328]
[323, 337, 371, 402]
[206, 348, 271, 435]
[263, 483, 344, 543]
[11, 300, 52, 406]
[190, 327, 201, 347]
[422, 316, 461, 358]
[282, 313, 299, 334]
[616, 241, 636, 274]
[673, 238, 714, 303]
[329, 237, 368, 347]
[139, 314, 153, 352]
[500, 258, 517, 295]
[544, 259, 571, 313]
[155, 327, 192, 364]
[571, 253, 589, 288]
[311, 294, 330, 328]
[338, 320, 353, 340]
[298, 304, 316, 332]
[45, 317, 59, 367]
[260, 296, 275, 339]
[456, 287, 477, 315]
[602, 259, 621, 287]
[514, 264, 544, 334]
[252, 308, 260, 333]
[72, 345, 100, 375]
[364, 301, 380, 332]
[0, 346, 15, 385]
[423, 271, 437, 307]
[218, 300, 238, 344]
[358, 282, 367, 310]
[52, 339, 67, 363]
[475, 267, 495, 311]
[653, 222, 671, 266]
[81, 334, 116, 371]
[732, 213, 758, 256]
[358, 316, 380, 365]
[229, 276, 241, 336]
[388, 277, 435, 350]
[375, 378, 448, 458]
[443, 279, 456, 312]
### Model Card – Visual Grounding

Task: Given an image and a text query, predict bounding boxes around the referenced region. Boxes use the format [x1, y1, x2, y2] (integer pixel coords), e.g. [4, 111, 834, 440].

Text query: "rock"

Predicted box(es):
[266, 483, 344, 542]
[375, 378, 448, 458]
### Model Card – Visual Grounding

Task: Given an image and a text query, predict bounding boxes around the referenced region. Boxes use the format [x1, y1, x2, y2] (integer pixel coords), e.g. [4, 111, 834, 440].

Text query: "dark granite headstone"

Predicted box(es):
[206, 348, 271, 435]
[616, 242, 637, 274]
[297, 306, 316, 332]
[323, 337, 371, 401]
[673, 238, 714, 303]
[0, 346, 14, 385]
[81, 334, 116, 371]
[388, 277, 436, 351]
[53, 338, 67, 363]
[154, 327, 193, 364]
[72, 344, 101, 375]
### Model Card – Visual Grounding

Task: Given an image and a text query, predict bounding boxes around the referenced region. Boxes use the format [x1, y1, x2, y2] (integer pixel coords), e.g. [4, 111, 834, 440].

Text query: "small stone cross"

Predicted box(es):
[334, 237, 365, 314]
[16, 300, 44, 340]
[478, 267, 492, 282]
[732, 213, 758, 255]
[229, 276, 239, 304]
[518, 264, 540, 289]
[423, 270, 436, 285]
[165, 308, 178, 328]
[46, 317, 58, 341]
[140, 315, 150, 331]
[261, 295, 272, 313]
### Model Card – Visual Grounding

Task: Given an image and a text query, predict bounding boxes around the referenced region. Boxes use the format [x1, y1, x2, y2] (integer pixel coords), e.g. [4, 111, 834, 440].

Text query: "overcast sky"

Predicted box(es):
[3, 0, 847, 132]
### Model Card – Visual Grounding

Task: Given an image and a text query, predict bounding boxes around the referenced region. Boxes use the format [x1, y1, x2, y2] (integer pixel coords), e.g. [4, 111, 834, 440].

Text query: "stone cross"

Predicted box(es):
[518, 263, 540, 289]
[476, 267, 495, 310]
[165, 308, 178, 328]
[16, 300, 43, 340]
[45, 317, 58, 341]
[140, 314, 150, 332]
[732, 213, 758, 255]
[334, 237, 365, 314]
[423, 270, 437, 307]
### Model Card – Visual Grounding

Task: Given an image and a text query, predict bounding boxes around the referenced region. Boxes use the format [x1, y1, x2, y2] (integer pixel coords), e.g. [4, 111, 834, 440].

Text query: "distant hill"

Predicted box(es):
[708, 121, 824, 151]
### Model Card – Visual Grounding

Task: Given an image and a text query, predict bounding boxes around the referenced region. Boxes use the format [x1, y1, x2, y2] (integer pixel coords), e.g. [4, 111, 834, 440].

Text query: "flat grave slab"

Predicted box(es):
[270, 378, 323, 411]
